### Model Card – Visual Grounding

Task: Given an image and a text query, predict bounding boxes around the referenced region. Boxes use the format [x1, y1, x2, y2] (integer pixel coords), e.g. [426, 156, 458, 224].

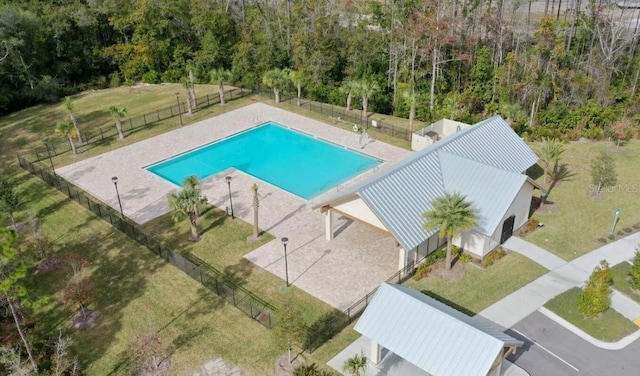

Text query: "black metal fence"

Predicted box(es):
[17, 88, 421, 353]
[257, 89, 411, 141]
[17, 155, 275, 328]
[22, 88, 250, 164]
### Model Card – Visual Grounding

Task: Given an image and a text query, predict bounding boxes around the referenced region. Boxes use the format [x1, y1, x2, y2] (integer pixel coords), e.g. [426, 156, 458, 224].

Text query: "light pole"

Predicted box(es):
[175, 92, 183, 127]
[112, 176, 124, 217]
[226, 176, 234, 219]
[611, 208, 621, 236]
[282, 237, 289, 287]
[43, 138, 56, 177]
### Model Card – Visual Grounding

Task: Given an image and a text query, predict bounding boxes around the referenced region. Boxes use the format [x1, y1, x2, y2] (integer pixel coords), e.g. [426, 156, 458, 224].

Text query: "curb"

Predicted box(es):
[538, 307, 640, 350]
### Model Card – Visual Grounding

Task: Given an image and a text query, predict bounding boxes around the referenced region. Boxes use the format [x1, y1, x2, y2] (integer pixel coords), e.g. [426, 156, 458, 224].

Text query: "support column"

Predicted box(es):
[325, 210, 335, 241]
[370, 340, 382, 364]
[397, 246, 408, 271]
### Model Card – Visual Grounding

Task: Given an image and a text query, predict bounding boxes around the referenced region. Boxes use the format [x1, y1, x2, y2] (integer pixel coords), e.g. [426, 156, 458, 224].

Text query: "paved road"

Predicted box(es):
[507, 312, 640, 376]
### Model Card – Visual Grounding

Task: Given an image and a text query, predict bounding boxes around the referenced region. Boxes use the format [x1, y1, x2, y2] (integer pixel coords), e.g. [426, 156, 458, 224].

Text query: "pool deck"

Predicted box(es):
[57, 102, 411, 310]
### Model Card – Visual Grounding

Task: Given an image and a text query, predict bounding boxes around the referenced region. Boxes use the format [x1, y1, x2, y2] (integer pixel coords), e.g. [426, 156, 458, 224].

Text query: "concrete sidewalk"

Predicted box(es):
[502, 237, 567, 270]
[480, 233, 640, 340]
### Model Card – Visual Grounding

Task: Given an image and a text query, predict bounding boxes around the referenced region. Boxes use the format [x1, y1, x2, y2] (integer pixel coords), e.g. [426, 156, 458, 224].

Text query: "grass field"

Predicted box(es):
[611, 262, 640, 305]
[141, 209, 338, 325]
[404, 253, 547, 315]
[525, 141, 640, 260]
[545, 287, 638, 342]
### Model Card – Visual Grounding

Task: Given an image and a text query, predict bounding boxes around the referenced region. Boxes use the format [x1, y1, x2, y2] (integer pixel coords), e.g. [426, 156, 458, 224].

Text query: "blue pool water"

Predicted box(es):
[146, 122, 381, 199]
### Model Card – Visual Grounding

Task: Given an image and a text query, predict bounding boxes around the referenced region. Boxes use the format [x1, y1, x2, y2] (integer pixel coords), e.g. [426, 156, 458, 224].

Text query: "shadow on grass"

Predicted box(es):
[420, 290, 476, 316]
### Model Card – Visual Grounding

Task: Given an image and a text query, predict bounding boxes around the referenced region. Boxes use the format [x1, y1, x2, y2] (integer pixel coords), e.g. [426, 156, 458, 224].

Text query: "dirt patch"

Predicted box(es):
[192, 358, 244, 376]
[70, 310, 100, 330]
[136, 357, 171, 376]
[428, 259, 466, 282]
[587, 191, 608, 200]
[537, 201, 559, 214]
[274, 353, 306, 376]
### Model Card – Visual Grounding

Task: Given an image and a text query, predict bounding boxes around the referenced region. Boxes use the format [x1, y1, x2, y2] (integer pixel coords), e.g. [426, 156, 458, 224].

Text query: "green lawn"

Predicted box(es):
[525, 141, 640, 260]
[545, 287, 638, 342]
[19, 174, 283, 375]
[611, 262, 640, 304]
[140, 209, 338, 324]
[404, 252, 547, 315]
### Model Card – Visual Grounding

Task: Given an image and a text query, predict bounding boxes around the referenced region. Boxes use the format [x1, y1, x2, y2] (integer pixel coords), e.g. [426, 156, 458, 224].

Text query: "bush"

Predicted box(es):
[617, 230, 625, 236]
[526, 218, 540, 232]
[608, 234, 616, 241]
[459, 252, 472, 263]
[633, 223, 640, 230]
[624, 227, 633, 233]
[629, 250, 640, 290]
[413, 263, 431, 281]
[161, 69, 183, 83]
[109, 72, 121, 88]
[598, 237, 608, 244]
[482, 248, 507, 267]
[577, 260, 612, 318]
[293, 363, 338, 376]
[142, 70, 161, 84]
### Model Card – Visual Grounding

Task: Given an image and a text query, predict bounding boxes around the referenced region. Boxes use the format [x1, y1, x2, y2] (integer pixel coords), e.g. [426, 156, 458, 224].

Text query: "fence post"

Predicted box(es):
[100, 127, 104, 140]
[143, 113, 147, 125]
[128, 118, 133, 131]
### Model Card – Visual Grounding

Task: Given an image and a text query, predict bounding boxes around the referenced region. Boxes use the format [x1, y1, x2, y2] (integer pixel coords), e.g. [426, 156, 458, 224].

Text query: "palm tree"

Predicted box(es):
[355, 78, 379, 120]
[536, 138, 565, 188]
[402, 89, 418, 135]
[340, 79, 359, 112]
[422, 192, 478, 271]
[182, 78, 194, 114]
[250, 184, 260, 240]
[168, 184, 207, 241]
[262, 68, 290, 104]
[210, 68, 231, 106]
[109, 106, 127, 140]
[343, 352, 367, 376]
[187, 61, 197, 108]
[182, 175, 207, 217]
[289, 70, 304, 107]
[63, 96, 82, 143]
[55, 119, 78, 155]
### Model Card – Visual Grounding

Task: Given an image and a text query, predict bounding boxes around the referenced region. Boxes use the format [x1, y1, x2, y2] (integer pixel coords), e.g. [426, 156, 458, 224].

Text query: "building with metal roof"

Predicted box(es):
[314, 116, 541, 268]
[354, 283, 523, 376]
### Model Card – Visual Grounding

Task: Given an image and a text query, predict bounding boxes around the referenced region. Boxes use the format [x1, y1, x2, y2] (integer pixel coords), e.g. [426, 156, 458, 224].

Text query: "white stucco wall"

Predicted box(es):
[456, 181, 534, 258]
[333, 197, 388, 231]
[411, 134, 436, 151]
[440, 119, 471, 137]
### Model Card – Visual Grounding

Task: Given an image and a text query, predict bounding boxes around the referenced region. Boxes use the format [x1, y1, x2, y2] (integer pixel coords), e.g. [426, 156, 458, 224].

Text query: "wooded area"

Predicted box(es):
[2, 0, 640, 139]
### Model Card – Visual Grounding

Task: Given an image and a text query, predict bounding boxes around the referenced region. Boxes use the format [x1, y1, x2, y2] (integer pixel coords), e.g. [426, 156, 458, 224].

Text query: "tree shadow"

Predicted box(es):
[539, 163, 575, 208]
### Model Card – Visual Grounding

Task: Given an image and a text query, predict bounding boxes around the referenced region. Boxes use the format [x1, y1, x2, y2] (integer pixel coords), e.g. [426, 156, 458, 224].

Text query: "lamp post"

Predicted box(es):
[175, 92, 183, 127]
[43, 138, 56, 177]
[226, 176, 234, 219]
[112, 176, 124, 217]
[611, 208, 621, 236]
[282, 237, 289, 287]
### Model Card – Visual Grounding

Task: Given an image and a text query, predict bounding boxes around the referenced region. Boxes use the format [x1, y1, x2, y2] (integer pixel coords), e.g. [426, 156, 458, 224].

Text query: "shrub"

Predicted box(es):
[161, 69, 183, 83]
[459, 252, 472, 263]
[483, 248, 507, 267]
[617, 230, 625, 236]
[629, 250, 640, 290]
[624, 227, 633, 233]
[598, 237, 608, 244]
[608, 234, 615, 241]
[294, 363, 337, 376]
[526, 218, 539, 232]
[109, 72, 121, 88]
[633, 223, 640, 230]
[577, 260, 612, 318]
[142, 70, 161, 84]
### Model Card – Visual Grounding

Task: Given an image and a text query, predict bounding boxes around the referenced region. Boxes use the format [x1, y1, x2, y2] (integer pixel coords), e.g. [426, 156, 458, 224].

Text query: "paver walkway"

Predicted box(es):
[480, 234, 640, 339]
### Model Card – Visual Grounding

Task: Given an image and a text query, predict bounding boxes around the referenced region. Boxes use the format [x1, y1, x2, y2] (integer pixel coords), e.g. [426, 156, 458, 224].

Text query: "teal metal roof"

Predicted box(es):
[315, 116, 538, 251]
[354, 283, 522, 376]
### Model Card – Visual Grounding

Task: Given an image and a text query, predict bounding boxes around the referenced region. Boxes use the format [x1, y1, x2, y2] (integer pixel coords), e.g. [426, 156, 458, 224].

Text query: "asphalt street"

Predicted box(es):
[507, 311, 640, 376]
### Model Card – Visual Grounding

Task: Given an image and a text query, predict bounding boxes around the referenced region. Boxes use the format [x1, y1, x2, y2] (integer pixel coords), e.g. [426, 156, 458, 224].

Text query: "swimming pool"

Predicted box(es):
[146, 122, 381, 199]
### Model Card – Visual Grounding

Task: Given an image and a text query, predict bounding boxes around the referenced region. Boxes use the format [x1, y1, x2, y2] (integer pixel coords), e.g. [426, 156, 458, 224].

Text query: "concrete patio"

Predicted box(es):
[56, 103, 411, 310]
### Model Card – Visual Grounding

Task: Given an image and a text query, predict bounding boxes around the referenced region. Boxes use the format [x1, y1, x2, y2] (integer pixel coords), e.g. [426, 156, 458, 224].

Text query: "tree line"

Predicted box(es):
[2, 0, 640, 140]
